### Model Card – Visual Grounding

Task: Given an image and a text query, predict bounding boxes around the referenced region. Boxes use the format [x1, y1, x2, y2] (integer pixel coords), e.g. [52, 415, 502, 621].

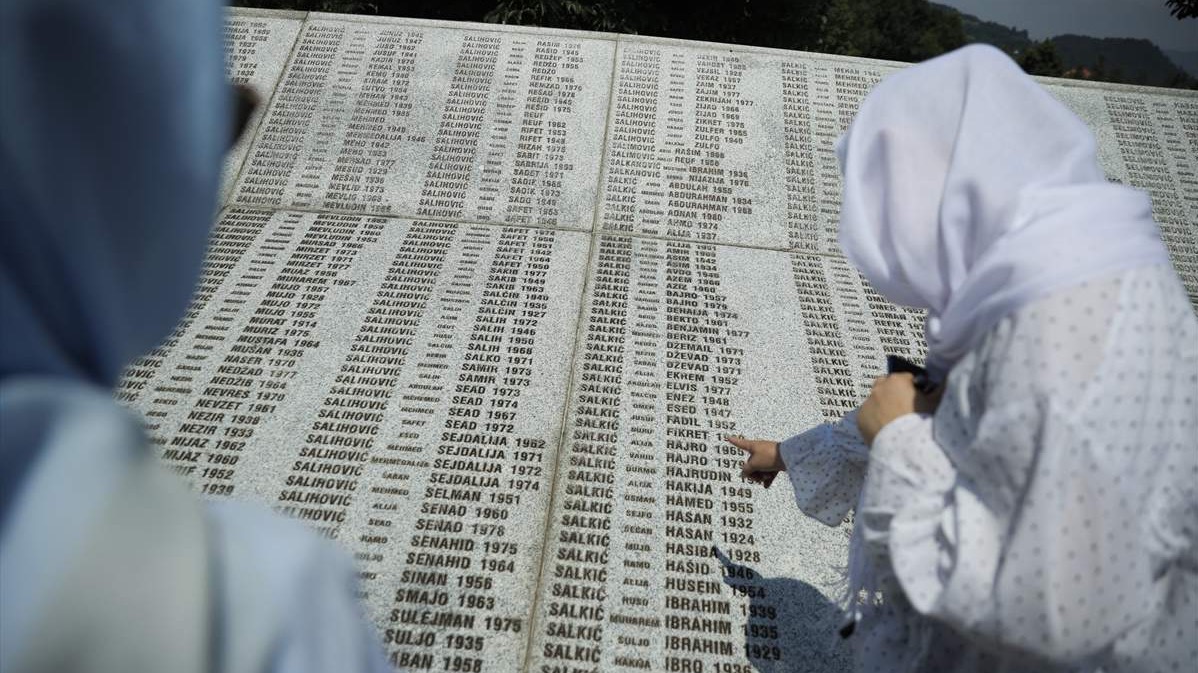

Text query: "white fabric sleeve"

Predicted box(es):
[0, 380, 391, 673]
[207, 500, 392, 673]
[778, 411, 869, 527]
[860, 400, 1160, 665]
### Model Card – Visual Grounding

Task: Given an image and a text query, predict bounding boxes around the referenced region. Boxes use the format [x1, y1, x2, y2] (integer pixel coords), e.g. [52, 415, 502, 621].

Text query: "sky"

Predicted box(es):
[935, 0, 1198, 51]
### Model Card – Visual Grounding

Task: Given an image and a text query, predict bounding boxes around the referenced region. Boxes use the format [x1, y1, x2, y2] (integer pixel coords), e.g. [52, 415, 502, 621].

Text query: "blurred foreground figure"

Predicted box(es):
[732, 45, 1197, 672]
[0, 1, 390, 672]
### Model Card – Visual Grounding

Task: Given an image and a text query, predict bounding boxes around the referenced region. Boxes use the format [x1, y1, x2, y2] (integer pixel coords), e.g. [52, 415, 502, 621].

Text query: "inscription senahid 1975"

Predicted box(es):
[116, 8, 1198, 672]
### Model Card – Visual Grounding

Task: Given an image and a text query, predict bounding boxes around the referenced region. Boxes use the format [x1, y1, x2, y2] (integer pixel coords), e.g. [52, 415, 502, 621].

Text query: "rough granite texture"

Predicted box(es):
[230, 16, 614, 230]
[115, 9, 1198, 672]
[222, 12, 304, 201]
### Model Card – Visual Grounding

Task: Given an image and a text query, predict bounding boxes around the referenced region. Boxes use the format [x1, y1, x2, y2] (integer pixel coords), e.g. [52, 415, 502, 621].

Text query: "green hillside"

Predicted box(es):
[1166, 49, 1198, 77]
[930, 3, 1032, 54]
[1053, 34, 1195, 87]
[932, 3, 1196, 88]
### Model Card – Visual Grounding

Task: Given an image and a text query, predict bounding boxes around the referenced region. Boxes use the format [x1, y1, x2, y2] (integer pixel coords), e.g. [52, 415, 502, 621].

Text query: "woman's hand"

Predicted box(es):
[726, 436, 784, 488]
[857, 373, 944, 446]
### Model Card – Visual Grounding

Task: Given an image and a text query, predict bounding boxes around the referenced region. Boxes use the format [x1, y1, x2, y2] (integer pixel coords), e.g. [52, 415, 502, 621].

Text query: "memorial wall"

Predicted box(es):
[117, 8, 1198, 672]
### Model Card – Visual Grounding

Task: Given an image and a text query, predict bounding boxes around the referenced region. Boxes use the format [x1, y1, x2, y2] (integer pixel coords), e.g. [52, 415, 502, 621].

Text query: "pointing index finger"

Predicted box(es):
[725, 436, 751, 452]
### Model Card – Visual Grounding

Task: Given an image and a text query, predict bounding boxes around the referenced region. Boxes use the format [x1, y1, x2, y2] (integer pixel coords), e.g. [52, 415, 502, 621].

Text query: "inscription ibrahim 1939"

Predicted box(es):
[117, 8, 1198, 673]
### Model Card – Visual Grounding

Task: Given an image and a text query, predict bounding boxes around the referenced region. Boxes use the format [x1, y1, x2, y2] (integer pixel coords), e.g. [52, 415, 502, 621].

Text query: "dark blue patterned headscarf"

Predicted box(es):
[0, 0, 228, 388]
[0, 0, 228, 573]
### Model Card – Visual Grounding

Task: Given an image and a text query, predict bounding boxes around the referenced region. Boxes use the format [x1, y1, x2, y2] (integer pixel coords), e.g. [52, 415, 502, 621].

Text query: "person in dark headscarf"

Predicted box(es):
[732, 44, 1197, 672]
[0, 1, 390, 671]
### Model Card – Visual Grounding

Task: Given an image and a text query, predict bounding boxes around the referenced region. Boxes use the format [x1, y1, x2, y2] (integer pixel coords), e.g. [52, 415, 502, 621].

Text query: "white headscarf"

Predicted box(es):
[836, 44, 1169, 377]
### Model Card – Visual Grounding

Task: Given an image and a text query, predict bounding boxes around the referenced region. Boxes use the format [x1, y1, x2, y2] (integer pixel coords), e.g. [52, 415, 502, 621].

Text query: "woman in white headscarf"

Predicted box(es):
[731, 44, 1197, 672]
[0, 1, 390, 672]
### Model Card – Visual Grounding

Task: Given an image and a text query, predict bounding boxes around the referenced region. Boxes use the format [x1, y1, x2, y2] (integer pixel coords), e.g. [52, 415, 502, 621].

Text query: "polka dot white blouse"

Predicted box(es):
[780, 264, 1198, 673]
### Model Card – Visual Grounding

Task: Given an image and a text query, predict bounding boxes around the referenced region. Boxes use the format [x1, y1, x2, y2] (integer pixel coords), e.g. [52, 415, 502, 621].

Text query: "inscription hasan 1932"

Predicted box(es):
[116, 9, 1198, 673]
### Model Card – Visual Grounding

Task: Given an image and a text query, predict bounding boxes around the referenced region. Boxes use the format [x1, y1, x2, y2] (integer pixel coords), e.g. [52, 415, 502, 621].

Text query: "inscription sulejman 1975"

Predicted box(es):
[117, 8, 1198, 672]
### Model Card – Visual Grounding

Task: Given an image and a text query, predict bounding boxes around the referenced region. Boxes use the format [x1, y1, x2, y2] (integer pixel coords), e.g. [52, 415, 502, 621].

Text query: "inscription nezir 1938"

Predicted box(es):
[117, 9, 1198, 672]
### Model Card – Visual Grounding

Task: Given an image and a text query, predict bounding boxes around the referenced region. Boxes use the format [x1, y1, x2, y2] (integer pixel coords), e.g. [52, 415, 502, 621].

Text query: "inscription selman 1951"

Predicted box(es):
[116, 8, 1198, 673]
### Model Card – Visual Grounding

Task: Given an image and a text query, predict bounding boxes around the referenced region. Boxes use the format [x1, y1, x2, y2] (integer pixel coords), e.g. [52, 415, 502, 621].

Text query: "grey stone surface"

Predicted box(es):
[1090, 89, 1198, 302]
[1043, 83, 1198, 302]
[115, 9, 1198, 673]
[595, 37, 1198, 288]
[525, 238, 931, 673]
[598, 41, 899, 254]
[222, 12, 303, 201]
[230, 15, 614, 230]
[122, 208, 589, 671]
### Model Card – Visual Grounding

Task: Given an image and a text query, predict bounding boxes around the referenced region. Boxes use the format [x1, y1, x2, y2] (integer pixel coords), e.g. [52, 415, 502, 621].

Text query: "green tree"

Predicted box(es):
[487, 0, 828, 50]
[485, 0, 644, 33]
[1017, 39, 1063, 76]
[485, 0, 966, 58]
[818, 0, 866, 56]
[1166, 0, 1198, 19]
[232, 0, 497, 21]
[238, 0, 969, 64]
[820, 0, 965, 62]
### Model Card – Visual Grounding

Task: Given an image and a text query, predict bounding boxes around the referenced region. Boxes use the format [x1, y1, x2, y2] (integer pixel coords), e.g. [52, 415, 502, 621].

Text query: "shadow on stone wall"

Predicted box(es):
[714, 547, 854, 673]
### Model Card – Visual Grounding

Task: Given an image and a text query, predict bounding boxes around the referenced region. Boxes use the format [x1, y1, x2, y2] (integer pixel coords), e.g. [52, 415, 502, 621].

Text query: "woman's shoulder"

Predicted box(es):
[960, 263, 1195, 411]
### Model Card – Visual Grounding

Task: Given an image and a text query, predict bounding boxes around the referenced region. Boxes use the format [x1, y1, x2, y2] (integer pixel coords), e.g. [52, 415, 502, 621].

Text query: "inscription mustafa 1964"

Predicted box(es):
[117, 9, 1198, 673]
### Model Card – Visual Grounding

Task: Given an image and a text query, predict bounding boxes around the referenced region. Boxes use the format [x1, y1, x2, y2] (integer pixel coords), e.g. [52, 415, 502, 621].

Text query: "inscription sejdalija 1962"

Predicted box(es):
[124, 207, 591, 671]
[116, 7, 1198, 673]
